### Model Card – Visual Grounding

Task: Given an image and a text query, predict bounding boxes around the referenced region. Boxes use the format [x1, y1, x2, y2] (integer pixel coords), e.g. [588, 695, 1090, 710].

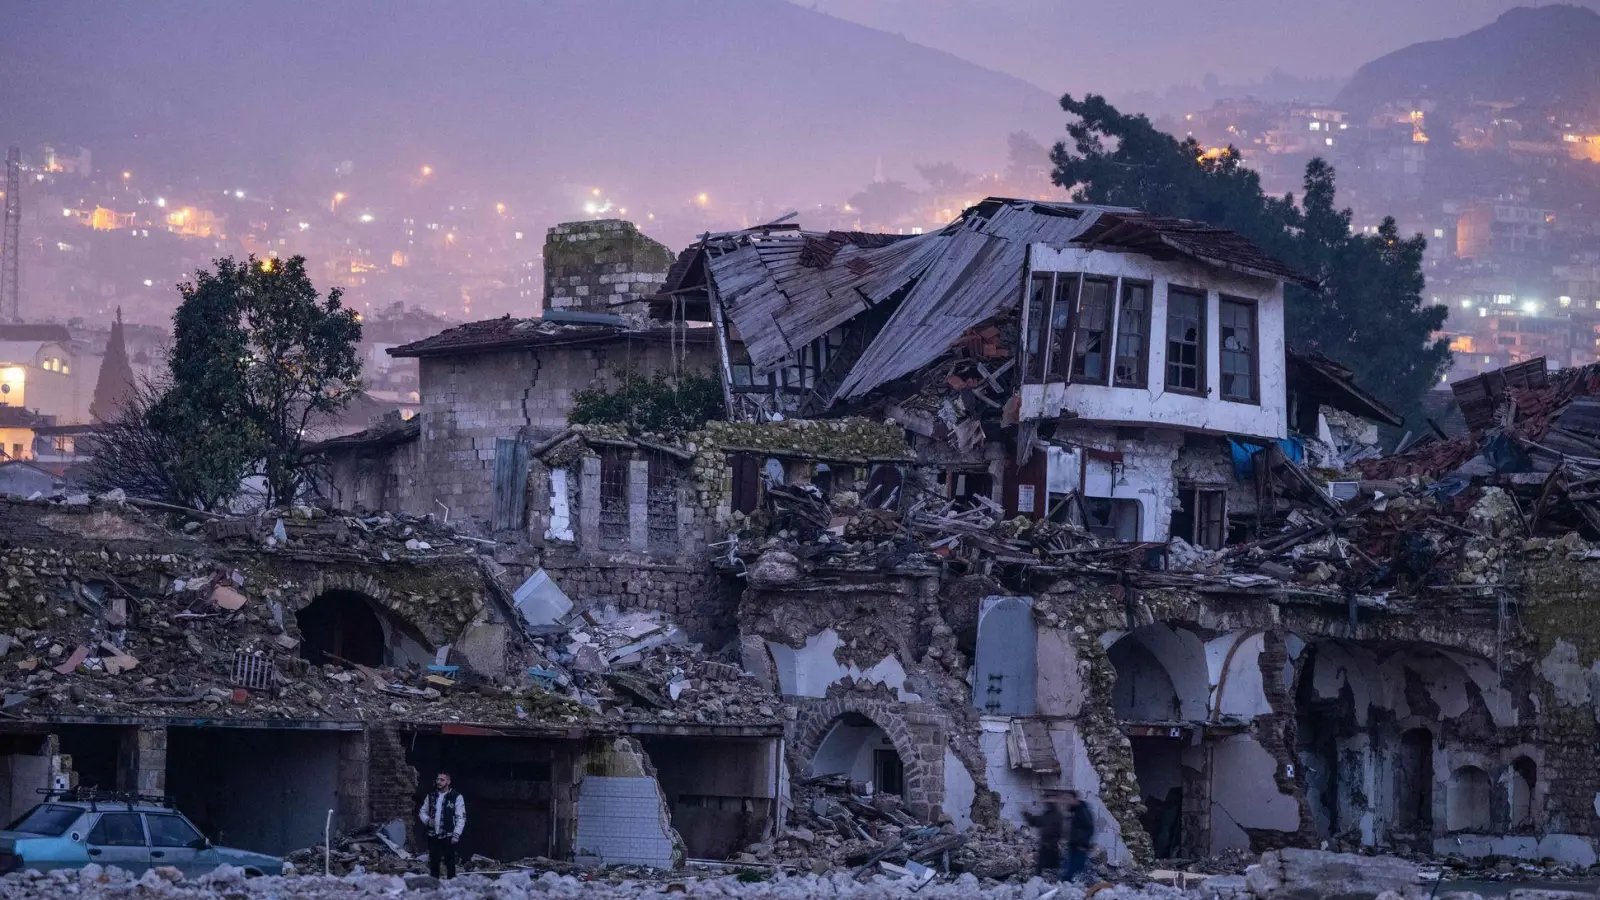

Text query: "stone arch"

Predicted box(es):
[1106, 625, 1209, 723]
[298, 573, 443, 669]
[300, 570, 463, 648]
[790, 698, 945, 821]
[1446, 765, 1492, 833]
[1508, 755, 1537, 830]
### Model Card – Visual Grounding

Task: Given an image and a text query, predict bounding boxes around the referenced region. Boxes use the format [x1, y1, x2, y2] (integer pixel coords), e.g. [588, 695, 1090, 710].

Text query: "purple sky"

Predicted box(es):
[796, 0, 1598, 94]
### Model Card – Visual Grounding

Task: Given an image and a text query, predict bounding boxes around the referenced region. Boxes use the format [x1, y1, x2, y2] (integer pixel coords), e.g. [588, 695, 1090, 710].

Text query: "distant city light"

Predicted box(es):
[591, 188, 601, 197]
[421, 165, 433, 176]
[514, 232, 523, 240]
[233, 190, 245, 199]
[1561, 295, 1573, 308]
[359, 213, 375, 223]
[696, 192, 709, 206]
[1522, 299, 1541, 314]
[143, 279, 153, 287]
[62, 208, 72, 217]
[496, 202, 506, 215]
[298, 221, 310, 231]
[1460, 299, 1473, 309]
[122, 171, 131, 180]
[583, 202, 598, 214]
[155, 197, 166, 208]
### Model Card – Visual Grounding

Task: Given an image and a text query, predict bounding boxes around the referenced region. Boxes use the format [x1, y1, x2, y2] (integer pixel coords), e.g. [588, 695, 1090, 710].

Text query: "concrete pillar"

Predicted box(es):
[336, 731, 370, 835]
[579, 456, 601, 550]
[119, 725, 166, 796]
[628, 459, 650, 553]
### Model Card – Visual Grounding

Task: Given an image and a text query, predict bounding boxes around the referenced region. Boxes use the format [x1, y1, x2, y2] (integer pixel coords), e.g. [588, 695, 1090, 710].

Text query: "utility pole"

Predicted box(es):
[1, 147, 20, 323]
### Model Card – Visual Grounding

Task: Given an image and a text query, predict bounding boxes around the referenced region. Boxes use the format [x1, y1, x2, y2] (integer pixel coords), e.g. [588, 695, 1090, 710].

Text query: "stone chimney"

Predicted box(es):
[543, 220, 674, 321]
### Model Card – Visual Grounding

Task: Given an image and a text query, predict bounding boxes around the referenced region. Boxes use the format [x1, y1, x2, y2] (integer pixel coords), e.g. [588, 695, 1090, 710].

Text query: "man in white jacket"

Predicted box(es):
[418, 771, 466, 878]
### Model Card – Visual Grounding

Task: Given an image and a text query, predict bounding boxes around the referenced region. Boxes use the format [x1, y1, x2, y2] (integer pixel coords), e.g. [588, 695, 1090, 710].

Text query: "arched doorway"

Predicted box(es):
[1395, 728, 1435, 833]
[297, 590, 386, 667]
[1509, 756, 1536, 830]
[809, 712, 904, 797]
[1107, 626, 1208, 859]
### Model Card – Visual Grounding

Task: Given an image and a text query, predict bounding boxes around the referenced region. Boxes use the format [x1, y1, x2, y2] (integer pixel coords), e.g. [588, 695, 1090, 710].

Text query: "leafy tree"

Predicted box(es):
[569, 371, 725, 433]
[846, 180, 921, 229]
[1049, 93, 1448, 425]
[914, 162, 976, 192]
[151, 255, 362, 508]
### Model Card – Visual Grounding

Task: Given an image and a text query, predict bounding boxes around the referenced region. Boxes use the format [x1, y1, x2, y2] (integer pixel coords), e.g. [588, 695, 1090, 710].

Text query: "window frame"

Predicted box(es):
[1068, 276, 1115, 385]
[1218, 295, 1260, 404]
[87, 811, 147, 848]
[1113, 279, 1153, 389]
[144, 813, 203, 849]
[1164, 285, 1208, 397]
[1023, 272, 1056, 382]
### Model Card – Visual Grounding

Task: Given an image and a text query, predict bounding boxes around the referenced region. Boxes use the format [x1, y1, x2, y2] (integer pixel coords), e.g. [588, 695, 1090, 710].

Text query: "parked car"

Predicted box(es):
[0, 795, 283, 877]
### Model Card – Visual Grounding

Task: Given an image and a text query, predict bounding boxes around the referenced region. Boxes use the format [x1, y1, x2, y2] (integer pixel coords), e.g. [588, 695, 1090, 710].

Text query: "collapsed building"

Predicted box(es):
[13, 205, 1600, 877]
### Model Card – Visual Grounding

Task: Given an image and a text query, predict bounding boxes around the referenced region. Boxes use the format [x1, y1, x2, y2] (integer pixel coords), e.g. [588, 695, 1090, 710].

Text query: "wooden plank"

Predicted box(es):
[492, 438, 530, 532]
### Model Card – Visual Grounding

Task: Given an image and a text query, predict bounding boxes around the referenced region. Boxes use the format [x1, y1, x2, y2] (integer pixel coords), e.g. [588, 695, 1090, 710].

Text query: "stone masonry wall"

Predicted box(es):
[544, 220, 674, 320]
[415, 342, 716, 528]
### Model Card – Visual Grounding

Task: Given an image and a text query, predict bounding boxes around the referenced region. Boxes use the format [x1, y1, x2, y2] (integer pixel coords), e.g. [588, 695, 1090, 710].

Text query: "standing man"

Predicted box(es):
[418, 771, 466, 879]
[1022, 800, 1063, 878]
[1062, 789, 1096, 883]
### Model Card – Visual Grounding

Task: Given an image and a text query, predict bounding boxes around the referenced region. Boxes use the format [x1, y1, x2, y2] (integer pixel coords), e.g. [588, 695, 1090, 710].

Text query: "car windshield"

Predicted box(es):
[5, 804, 81, 837]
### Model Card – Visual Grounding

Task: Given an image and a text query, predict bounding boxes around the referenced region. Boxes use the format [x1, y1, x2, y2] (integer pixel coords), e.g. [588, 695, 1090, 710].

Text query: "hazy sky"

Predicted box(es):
[797, 0, 1600, 94]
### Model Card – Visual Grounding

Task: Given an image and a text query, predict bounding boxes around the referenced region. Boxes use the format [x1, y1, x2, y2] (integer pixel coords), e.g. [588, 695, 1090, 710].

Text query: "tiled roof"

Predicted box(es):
[388, 318, 714, 359]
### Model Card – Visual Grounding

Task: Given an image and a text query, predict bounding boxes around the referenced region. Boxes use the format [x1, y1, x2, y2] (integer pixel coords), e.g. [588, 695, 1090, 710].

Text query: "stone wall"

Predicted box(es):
[544, 220, 674, 320]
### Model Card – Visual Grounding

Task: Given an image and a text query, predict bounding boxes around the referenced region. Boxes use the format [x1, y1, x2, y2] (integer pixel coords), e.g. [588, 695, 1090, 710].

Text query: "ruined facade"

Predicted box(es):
[33, 202, 1600, 877]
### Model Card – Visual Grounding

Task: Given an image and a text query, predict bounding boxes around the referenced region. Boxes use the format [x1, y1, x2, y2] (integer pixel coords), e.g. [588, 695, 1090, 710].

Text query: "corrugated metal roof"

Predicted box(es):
[698, 197, 1310, 404]
[389, 318, 714, 359]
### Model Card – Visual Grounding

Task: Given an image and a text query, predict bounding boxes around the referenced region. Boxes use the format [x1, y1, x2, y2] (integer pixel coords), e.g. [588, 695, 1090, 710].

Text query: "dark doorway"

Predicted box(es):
[1129, 736, 1185, 858]
[1293, 645, 1348, 839]
[1395, 728, 1434, 833]
[165, 727, 347, 855]
[636, 736, 776, 860]
[406, 733, 571, 862]
[873, 749, 905, 797]
[54, 725, 121, 791]
[297, 591, 386, 667]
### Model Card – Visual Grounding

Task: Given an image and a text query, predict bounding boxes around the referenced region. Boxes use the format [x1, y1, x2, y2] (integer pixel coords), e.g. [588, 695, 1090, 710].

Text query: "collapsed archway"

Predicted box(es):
[297, 590, 387, 667]
[809, 712, 904, 797]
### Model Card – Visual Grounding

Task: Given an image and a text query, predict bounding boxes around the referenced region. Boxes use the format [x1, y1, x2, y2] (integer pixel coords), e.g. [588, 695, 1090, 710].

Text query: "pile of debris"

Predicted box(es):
[506, 573, 781, 726]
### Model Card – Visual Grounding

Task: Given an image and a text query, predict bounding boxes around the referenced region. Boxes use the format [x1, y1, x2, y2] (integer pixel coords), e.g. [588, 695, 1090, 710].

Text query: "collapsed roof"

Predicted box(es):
[666, 198, 1314, 407]
[388, 317, 712, 359]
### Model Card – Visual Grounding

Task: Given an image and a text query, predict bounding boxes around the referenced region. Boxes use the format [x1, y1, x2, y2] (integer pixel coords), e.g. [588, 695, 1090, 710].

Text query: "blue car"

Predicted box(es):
[0, 798, 283, 877]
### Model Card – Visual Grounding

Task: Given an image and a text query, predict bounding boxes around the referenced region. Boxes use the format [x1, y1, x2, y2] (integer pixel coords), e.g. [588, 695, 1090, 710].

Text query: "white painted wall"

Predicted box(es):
[1020, 246, 1286, 441]
[766, 629, 921, 701]
[976, 717, 1132, 865]
[1207, 632, 1273, 720]
[810, 721, 893, 787]
[942, 748, 976, 832]
[1209, 735, 1300, 854]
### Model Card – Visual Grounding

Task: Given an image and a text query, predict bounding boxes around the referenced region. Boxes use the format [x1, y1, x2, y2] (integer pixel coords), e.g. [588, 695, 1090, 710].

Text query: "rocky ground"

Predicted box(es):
[0, 850, 1578, 900]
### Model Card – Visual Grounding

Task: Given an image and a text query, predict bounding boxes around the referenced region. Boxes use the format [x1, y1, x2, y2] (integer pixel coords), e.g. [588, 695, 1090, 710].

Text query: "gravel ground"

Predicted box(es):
[0, 864, 1207, 900]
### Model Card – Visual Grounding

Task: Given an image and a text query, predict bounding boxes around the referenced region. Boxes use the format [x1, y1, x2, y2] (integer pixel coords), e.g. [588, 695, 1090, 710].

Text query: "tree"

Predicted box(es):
[1049, 93, 1449, 425]
[83, 378, 193, 504]
[89, 307, 137, 423]
[914, 162, 976, 192]
[151, 255, 362, 508]
[569, 371, 724, 433]
[847, 180, 921, 230]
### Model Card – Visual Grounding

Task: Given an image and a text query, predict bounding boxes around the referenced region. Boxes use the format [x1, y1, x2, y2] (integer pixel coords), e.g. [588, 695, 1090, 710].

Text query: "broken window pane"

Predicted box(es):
[1023, 273, 1054, 381]
[598, 450, 629, 551]
[1083, 497, 1141, 541]
[1220, 297, 1257, 403]
[1165, 287, 1206, 394]
[1071, 277, 1114, 384]
[1114, 281, 1151, 388]
[1048, 274, 1077, 380]
[1170, 486, 1226, 549]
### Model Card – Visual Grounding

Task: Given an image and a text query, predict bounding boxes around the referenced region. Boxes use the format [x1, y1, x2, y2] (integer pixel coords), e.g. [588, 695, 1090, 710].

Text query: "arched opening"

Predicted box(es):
[808, 712, 904, 797]
[1395, 728, 1434, 833]
[1447, 765, 1492, 832]
[1295, 643, 1352, 838]
[1110, 638, 1181, 722]
[296, 590, 386, 668]
[1509, 756, 1536, 830]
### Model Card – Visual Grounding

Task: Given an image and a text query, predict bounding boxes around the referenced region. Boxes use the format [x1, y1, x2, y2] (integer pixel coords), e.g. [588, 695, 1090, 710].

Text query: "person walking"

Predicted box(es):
[418, 771, 466, 879]
[1022, 800, 1063, 878]
[1062, 790, 1096, 883]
